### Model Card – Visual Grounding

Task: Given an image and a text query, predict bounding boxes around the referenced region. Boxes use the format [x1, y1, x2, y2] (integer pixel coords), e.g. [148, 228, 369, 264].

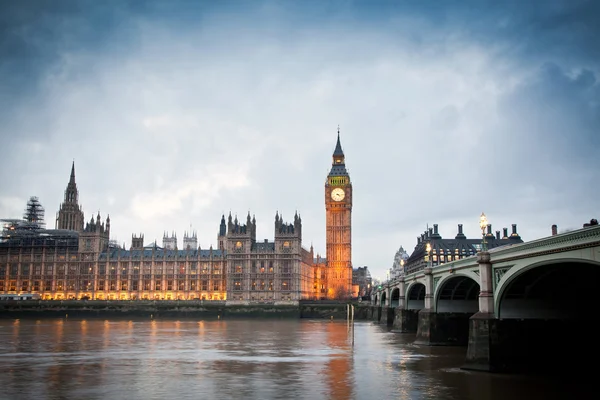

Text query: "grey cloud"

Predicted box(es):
[1, 0, 598, 279]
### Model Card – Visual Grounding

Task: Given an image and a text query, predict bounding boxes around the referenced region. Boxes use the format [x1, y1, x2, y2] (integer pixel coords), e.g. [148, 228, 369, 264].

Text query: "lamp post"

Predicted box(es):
[400, 259, 405, 276]
[479, 212, 488, 252]
[425, 242, 432, 270]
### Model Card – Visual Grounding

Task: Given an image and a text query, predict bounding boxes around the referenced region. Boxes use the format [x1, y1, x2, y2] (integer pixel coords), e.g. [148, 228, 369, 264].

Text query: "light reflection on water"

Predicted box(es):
[0, 318, 591, 400]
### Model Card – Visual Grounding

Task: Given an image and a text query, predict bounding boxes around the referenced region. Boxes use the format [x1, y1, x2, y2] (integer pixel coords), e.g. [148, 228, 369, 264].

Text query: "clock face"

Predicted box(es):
[331, 188, 345, 201]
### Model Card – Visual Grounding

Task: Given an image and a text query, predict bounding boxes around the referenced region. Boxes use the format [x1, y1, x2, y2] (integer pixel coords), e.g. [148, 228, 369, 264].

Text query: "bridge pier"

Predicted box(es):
[391, 308, 419, 332]
[381, 306, 394, 325]
[464, 314, 587, 373]
[463, 313, 498, 371]
[371, 306, 382, 323]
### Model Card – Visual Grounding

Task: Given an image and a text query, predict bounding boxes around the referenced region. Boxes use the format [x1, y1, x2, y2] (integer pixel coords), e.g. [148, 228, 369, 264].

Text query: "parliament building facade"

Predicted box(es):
[0, 133, 354, 303]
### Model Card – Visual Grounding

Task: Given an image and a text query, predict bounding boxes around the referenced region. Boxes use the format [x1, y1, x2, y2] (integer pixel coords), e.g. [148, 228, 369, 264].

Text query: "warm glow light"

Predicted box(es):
[425, 243, 431, 253]
[479, 212, 488, 232]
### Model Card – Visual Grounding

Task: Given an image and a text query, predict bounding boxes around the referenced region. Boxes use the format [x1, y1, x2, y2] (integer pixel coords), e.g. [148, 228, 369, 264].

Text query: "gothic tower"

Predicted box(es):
[56, 161, 84, 231]
[325, 128, 352, 299]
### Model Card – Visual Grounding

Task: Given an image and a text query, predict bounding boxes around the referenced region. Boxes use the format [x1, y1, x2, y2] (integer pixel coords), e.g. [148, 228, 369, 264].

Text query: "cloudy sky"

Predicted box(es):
[1, 0, 598, 280]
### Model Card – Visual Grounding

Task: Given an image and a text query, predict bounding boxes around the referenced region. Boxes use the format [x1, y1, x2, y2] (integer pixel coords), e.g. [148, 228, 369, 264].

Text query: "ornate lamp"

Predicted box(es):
[425, 242, 432, 269]
[479, 212, 488, 251]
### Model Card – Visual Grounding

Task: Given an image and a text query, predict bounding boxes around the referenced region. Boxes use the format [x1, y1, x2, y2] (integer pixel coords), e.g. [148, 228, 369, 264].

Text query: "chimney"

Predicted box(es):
[495, 230, 500, 240]
[511, 224, 517, 236]
[502, 227, 508, 239]
[455, 224, 466, 239]
[551, 224, 558, 236]
[486, 224, 493, 236]
[432, 224, 442, 239]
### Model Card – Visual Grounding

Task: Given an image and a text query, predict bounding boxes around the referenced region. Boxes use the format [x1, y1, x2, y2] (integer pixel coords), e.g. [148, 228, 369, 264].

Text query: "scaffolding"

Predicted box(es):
[24, 196, 45, 227]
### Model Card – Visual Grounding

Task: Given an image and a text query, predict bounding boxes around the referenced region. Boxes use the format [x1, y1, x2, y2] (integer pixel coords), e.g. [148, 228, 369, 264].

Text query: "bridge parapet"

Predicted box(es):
[487, 225, 600, 261]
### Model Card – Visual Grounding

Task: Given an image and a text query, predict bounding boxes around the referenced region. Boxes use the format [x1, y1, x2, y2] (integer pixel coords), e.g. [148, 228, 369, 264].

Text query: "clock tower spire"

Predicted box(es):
[325, 127, 352, 299]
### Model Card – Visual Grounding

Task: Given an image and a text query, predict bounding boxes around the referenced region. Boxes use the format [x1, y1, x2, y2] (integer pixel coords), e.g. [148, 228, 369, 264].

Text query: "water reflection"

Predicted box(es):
[0, 318, 592, 399]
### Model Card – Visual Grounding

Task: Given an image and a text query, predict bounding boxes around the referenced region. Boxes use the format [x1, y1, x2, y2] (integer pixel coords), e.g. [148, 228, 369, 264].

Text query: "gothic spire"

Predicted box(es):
[333, 126, 344, 157]
[329, 127, 349, 177]
[70, 160, 75, 184]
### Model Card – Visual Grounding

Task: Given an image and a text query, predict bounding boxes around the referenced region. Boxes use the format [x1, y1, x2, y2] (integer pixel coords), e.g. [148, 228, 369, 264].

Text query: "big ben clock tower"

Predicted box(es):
[325, 128, 352, 299]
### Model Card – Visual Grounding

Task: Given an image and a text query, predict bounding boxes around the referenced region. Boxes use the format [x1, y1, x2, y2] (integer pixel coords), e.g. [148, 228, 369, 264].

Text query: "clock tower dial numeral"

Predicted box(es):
[325, 128, 352, 300]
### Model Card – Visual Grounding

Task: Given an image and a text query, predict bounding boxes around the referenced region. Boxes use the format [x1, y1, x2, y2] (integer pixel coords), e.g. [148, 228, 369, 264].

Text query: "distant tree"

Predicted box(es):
[23, 196, 45, 228]
[333, 285, 350, 300]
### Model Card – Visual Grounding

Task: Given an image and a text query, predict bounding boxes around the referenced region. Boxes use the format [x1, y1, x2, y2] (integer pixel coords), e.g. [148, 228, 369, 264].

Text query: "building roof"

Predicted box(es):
[98, 248, 226, 260]
[333, 131, 344, 157]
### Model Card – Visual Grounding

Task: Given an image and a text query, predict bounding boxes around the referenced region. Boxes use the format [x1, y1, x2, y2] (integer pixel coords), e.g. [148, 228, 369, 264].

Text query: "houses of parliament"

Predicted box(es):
[0, 134, 355, 302]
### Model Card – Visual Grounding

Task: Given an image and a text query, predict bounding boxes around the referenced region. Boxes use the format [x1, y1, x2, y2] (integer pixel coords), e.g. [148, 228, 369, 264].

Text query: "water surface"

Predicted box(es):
[0, 318, 590, 399]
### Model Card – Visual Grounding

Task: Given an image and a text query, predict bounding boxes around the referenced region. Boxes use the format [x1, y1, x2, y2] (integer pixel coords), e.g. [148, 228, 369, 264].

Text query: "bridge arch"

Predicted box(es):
[406, 282, 425, 310]
[495, 258, 600, 319]
[380, 291, 387, 307]
[434, 273, 480, 313]
[390, 287, 400, 307]
[373, 294, 378, 306]
[491, 257, 600, 373]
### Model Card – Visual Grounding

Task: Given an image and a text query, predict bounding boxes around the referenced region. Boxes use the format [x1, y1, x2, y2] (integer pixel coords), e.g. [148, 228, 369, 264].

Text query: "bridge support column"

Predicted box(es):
[463, 313, 499, 371]
[477, 252, 494, 314]
[392, 278, 417, 332]
[464, 251, 498, 370]
[371, 306, 382, 323]
[381, 306, 394, 325]
[398, 278, 406, 309]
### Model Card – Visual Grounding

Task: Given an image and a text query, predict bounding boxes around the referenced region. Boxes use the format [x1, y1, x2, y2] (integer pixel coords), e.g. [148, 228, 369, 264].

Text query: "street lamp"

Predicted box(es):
[400, 259, 405, 275]
[425, 242, 432, 269]
[479, 212, 488, 251]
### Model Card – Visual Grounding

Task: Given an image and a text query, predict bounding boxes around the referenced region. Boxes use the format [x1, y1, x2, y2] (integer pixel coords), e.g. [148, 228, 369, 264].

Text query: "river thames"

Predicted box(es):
[0, 318, 590, 399]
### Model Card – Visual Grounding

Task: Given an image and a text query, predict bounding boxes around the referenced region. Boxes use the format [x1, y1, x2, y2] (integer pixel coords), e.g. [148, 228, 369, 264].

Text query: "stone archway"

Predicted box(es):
[435, 274, 480, 313]
[406, 283, 425, 310]
[390, 288, 400, 307]
[489, 260, 600, 374]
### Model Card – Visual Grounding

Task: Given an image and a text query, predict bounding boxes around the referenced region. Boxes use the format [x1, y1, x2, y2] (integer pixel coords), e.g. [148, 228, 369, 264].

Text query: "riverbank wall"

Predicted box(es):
[0, 300, 370, 320]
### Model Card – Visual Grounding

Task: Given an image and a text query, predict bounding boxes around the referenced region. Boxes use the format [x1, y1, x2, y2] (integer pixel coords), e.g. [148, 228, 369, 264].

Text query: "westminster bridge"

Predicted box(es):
[370, 224, 600, 373]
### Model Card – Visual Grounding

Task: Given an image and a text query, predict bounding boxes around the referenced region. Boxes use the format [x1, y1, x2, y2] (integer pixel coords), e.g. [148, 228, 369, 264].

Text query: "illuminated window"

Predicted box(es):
[235, 241, 242, 249]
